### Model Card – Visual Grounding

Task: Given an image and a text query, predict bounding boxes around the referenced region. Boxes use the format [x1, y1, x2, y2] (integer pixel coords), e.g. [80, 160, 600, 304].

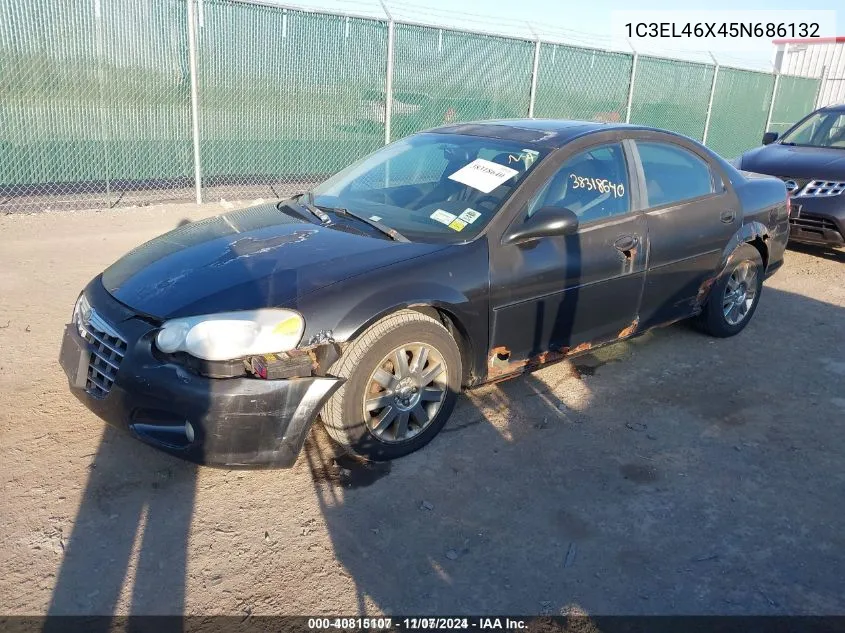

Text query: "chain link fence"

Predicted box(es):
[197, 1, 388, 201]
[629, 56, 715, 142]
[534, 44, 633, 122]
[706, 67, 776, 160]
[767, 74, 821, 136]
[392, 25, 533, 140]
[0, 0, 823, 213]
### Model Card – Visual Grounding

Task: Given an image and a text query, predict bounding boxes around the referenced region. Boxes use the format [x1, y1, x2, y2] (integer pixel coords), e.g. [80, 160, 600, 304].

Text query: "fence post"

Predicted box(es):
[93, 0, 112, 206]
[625, 50, 638, 124]
[702, 54, 720, 146]
[814, 65, 828, 110]
[380, 0, 395, 145]
[528, 39, 541, 118]
[764, 72, 780, 134]
[186, 0, 203, 204]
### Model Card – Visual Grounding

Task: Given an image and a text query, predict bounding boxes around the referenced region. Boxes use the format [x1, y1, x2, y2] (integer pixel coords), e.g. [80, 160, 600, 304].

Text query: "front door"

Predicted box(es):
[489, 142, 647, 366]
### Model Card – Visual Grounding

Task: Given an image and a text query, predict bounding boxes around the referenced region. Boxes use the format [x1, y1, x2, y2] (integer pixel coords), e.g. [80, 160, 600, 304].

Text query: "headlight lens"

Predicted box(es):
[154, 309, 305, 361]
[72, 293, 92, 336]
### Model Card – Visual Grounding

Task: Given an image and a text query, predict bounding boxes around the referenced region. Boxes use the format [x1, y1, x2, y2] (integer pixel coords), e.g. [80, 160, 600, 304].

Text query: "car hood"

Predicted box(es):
[740, 143, 845, 180]
[102, 204, 446, 319]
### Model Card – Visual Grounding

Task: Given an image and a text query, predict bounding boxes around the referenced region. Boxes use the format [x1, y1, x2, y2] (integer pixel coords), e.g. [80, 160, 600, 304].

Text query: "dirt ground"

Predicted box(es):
[1, 202, 844, 617]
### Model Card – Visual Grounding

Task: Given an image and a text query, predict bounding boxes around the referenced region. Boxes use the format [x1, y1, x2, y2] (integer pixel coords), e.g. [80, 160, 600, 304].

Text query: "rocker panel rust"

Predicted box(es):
[486, 317, 640, 382]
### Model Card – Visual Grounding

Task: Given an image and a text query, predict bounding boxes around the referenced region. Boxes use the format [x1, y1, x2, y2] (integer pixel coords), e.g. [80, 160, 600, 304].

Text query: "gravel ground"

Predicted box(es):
[1, 203, 844, 617]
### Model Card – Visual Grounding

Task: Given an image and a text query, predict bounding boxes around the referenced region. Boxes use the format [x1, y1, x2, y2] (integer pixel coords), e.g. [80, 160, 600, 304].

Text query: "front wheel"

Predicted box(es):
[696, 243, 764, 338]
[320, 310, 462, 461]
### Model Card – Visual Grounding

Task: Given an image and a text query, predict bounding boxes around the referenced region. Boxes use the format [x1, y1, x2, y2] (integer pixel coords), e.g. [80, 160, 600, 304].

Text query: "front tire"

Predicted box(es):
[696, 243, 764, 338]
[321, 309, 462, 461]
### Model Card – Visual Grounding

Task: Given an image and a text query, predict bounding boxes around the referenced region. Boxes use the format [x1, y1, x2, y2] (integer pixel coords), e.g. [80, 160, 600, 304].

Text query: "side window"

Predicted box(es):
[827, 114, 845, 147]
[636, 142, 716, 208]
[526, 143, 630, 223]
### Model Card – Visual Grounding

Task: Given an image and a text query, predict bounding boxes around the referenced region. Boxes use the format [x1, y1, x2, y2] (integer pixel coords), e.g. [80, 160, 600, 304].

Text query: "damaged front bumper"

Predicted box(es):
[59, 278, 343, 468]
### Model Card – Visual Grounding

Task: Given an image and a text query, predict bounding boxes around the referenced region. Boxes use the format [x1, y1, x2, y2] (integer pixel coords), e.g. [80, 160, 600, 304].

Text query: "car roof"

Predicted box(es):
[428, 119, 647, 148]
[819, 103, 845, 112]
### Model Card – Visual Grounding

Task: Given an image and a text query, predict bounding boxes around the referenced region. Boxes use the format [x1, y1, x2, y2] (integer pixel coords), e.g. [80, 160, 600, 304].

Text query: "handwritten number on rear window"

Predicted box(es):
[569, 174, 625, 198]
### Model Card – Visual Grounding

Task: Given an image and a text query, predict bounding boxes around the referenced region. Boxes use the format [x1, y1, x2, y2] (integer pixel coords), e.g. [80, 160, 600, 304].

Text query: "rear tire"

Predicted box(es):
[696, 243, 764, 338]
[321, 309, 462, 461]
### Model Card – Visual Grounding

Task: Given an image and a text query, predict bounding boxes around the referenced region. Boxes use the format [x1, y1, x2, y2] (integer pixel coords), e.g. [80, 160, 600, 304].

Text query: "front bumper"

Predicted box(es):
[59, 278, 343, 468]
[788, 198, 845, 247]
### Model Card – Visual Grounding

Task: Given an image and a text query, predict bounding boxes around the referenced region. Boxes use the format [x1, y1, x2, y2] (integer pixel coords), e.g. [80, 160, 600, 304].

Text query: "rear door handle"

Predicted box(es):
[614, 234, 639, 254]
[720, 210, 736, 223]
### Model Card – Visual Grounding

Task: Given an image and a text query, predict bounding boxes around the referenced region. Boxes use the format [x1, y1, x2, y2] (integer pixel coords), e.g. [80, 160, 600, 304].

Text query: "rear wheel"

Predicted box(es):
[321, 310, 462, 461]
[696, 243, 764, 338]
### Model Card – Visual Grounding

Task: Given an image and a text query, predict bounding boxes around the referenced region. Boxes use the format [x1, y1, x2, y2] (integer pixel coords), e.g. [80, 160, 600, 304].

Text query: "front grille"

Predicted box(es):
[78, 309, 127, 398]
[790, 179, 845, 198]
[790, 212, 840, 235]
[779, 177, 811, 195]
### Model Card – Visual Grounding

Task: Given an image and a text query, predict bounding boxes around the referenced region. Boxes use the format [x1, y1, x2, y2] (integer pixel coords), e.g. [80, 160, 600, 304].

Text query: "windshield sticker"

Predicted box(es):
[569, 174, 625, 198]
[369, 215, 382, 222]
[458, 208, 481, 224]
[448, 159, 519, 194]
[448, 218, 467, 232]
[430, 209, 457, 225]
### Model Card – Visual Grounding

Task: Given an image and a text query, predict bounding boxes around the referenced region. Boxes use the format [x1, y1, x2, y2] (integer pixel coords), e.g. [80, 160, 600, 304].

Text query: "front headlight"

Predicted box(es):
[155, 309, 305, 361]
[72, 293, 92, 335]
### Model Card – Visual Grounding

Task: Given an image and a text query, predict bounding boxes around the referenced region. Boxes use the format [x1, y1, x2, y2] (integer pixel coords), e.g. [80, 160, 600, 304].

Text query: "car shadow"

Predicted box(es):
[301, 284, 845, 615]
[43, 277, 845, 619]
[786, 241, 845, 264]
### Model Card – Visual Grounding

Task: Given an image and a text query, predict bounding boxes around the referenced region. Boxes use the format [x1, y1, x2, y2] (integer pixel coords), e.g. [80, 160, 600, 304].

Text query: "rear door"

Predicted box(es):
[488, 139, 647, 364]
[631, 135, 740, 327]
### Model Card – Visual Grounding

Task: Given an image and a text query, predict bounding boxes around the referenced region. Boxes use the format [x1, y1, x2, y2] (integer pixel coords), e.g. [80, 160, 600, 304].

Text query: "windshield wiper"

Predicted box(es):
[289, 192, 331, 225]
[315, 203, 410, 243]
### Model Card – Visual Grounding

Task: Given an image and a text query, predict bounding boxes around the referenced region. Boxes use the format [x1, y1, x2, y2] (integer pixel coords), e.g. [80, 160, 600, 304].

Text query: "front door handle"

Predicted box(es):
[614, 234, 639, 255]
[720, 210, 736, 223]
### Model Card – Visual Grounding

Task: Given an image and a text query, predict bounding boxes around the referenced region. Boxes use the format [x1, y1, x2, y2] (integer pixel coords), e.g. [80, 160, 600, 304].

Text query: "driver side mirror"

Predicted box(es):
[503, 207, 579, 245]
[762, 131, 779, 145]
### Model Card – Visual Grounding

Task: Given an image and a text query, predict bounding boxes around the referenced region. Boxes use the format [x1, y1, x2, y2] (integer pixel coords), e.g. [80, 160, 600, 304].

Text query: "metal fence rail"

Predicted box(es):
[0, 0, 823, 213]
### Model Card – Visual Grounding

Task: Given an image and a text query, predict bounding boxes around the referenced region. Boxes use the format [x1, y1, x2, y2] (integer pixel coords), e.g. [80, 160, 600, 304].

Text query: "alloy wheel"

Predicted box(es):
[363, 343, 448, 443]
[722, 261, 758, 326]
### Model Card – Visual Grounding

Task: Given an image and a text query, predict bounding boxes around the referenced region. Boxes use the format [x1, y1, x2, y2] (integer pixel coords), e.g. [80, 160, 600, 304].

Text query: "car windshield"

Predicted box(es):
[780, 110, 845, 149]
[309, 133, 547, 242]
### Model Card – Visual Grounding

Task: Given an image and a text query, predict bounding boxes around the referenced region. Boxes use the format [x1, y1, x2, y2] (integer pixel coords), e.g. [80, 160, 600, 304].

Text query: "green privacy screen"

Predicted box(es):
[629, 56, 714, 141]
[534, 44, 633, 122]
[706, 67, 775, 159]
[0, 0, 823, 212]
[768, 74, 820, 135]
[391, 25, 533, 140]
[0, 0, 192, 208]
[197, 1, 387, 199]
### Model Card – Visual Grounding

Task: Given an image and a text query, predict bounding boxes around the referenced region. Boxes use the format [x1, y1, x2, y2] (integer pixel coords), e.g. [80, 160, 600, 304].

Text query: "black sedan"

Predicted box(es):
[733, 104, 845, 248]
[60, 120, 789, 468]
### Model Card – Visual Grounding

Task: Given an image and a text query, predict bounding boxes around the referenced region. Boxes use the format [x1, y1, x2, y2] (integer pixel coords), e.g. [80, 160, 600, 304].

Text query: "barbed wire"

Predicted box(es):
[254, 0, 778, 71]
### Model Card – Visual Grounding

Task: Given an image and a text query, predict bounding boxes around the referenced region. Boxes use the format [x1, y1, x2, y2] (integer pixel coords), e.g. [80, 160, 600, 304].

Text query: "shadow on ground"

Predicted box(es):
[44, 285, 845, 618]
[302, 285, 845, 615]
